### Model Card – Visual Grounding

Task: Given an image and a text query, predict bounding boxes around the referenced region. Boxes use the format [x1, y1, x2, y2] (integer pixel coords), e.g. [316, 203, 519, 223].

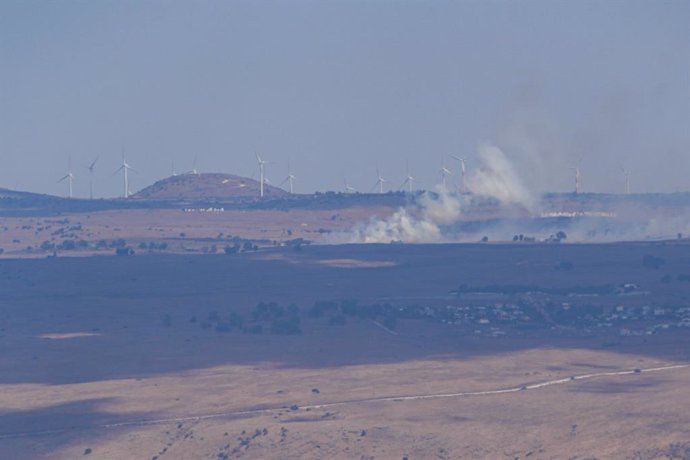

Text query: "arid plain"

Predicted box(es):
[1, 242, 689, 459]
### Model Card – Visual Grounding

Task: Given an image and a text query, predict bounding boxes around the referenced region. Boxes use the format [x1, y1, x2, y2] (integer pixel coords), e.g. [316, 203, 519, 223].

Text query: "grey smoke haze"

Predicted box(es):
[1, 1, 688, 197]
[345, 143, 532, 243]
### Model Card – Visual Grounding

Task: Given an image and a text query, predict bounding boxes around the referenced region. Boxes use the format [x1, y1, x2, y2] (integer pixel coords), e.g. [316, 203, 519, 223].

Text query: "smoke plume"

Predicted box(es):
[467, 144, 534, 209]
[345, 143, 533, 243]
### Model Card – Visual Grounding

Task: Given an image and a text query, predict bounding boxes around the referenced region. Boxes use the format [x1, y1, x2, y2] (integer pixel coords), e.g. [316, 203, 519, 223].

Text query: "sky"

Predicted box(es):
[1, 0, 688, 198]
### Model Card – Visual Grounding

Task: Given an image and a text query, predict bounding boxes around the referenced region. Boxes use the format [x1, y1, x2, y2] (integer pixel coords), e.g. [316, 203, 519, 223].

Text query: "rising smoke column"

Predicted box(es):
[467, 143, 534, 209]
[347, 143, 533, 243]
[347, 189, 462, 243]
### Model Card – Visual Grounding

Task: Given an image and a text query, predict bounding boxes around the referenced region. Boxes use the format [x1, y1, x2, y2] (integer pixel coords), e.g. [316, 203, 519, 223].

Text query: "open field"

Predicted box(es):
[1, 243, 690, 459]
[0, 206, 396, 258]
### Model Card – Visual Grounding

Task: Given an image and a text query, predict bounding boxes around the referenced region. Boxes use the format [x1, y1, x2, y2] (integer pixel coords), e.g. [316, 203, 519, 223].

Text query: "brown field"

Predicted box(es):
[0, 206, 395, 257]
[1, 243, 690, 459]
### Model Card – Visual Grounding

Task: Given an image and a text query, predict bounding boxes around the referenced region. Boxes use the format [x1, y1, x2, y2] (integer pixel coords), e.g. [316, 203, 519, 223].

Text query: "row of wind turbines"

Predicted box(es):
[56, 152, 631, 199]
[58, 155, 134, 199]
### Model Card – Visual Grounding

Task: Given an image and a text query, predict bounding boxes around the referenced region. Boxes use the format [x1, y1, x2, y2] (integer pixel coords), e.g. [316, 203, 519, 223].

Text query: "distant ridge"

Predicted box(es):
[132, 173, 288, 200]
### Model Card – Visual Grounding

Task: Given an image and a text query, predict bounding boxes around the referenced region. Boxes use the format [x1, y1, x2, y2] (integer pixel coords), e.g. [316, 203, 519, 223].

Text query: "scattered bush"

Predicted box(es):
[555, 261, 574, 271]
[642, 255, 665, 269]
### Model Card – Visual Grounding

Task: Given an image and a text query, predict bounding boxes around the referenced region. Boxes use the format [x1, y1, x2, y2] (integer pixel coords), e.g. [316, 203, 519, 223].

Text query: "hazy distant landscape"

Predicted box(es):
[2, 1, 689, 458]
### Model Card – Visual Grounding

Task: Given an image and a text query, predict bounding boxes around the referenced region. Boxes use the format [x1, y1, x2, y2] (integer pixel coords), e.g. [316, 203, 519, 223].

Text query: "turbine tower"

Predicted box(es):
[451, 155, 467, 193]
[399, 163, 415, 193]
[372, 168, 386, 193]
[255, 152, 270, 198]
[114, 154, 134, 198]
[58, 158, 75, 199]
[439, 158, 452, 191]
[187, 154, 199, 175]
[87, 155, 99, 199]
[280, 161, 296, 193]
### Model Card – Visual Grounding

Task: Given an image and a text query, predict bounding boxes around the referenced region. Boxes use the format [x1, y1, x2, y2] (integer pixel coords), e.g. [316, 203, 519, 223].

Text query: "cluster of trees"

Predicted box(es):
[96, 238, 128, 249]
[224, 239, 258, 254]
[138, 241, 169, 251]
[200, 309, 248, 333]
[252, 302, 302, 334]
[511, 230, 567, 243]
[39, 239, 89, 251]
[661, 273, 690, 283]
[308, 300, 400, 330]
[195, 303, 302, 335]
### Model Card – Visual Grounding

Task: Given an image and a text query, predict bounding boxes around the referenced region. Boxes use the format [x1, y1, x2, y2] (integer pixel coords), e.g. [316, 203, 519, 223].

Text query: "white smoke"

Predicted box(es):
[467, 143, 534, 209]
[346, 143, 534, 243]
[346, 188, 462, 243]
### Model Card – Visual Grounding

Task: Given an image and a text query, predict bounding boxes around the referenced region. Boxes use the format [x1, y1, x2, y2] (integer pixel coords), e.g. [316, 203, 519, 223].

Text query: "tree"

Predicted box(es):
[642, 255, 665, 269]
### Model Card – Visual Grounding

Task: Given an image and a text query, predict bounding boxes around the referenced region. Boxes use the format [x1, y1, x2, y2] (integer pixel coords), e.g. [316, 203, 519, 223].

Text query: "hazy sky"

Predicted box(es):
[1, 0, 688, 198]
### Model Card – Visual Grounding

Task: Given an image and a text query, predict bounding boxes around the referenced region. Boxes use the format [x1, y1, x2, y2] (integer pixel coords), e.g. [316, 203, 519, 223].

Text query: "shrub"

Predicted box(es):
[643, 255, 665, 269]
[271, 317, 301, 335]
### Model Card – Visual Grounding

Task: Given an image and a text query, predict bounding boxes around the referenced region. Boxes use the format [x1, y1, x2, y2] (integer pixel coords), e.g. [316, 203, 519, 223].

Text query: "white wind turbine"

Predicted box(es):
[399, 162, 415, 193]
[451, 155, 467, 193]
[113, 154, 135, 198]
[186, 154, 199, 175]
[372, 167, 386, 193]
[86, 155, 99, 199]
[255, 152, 270, 198]
[344, 179, 356, 193]
[280, 161, 296, 193]
[439, 158, 452, 191]
[58, 158, 75, 199]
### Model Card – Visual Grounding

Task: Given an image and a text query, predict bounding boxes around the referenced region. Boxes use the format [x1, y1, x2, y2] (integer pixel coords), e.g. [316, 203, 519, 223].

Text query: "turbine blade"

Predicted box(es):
[89, 156, 99, 170]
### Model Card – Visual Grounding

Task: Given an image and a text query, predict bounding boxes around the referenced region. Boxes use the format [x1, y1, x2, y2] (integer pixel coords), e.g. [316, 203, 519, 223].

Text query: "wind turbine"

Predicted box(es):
[280, 161, 296, 193]
[113, 154, 134, 198]
[399, 162, 415, 193]
[255, 152, 270, 198]
[439, 158, 452, 191]
[58, 158, 75, 199]
[344, 179, 356, 193]
[171, 159, 177, 177]
[451, 155, 467, 193]
[86, 155, 99, 199]
[186, 154, 199, 175]
[371, 168, 386, 193]
[621, 166, 631, 194]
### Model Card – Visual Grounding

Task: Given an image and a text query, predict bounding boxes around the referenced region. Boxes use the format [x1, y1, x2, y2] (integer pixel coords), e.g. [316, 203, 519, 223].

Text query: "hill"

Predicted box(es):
[132, 173, 288, 200]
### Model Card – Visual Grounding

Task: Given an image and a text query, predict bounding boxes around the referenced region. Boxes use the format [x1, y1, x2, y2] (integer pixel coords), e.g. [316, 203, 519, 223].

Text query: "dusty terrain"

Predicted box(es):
[1, 243, 689, 459]
[0, 206, 396, 258]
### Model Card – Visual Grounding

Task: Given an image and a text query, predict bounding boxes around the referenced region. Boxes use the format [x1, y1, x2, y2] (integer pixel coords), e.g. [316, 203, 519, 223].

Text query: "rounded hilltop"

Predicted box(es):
[131, 173, 288, 200]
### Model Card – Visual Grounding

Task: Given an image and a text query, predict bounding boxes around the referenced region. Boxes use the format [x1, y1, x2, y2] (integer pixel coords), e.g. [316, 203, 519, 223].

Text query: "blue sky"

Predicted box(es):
[1, 0, 688, 197]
